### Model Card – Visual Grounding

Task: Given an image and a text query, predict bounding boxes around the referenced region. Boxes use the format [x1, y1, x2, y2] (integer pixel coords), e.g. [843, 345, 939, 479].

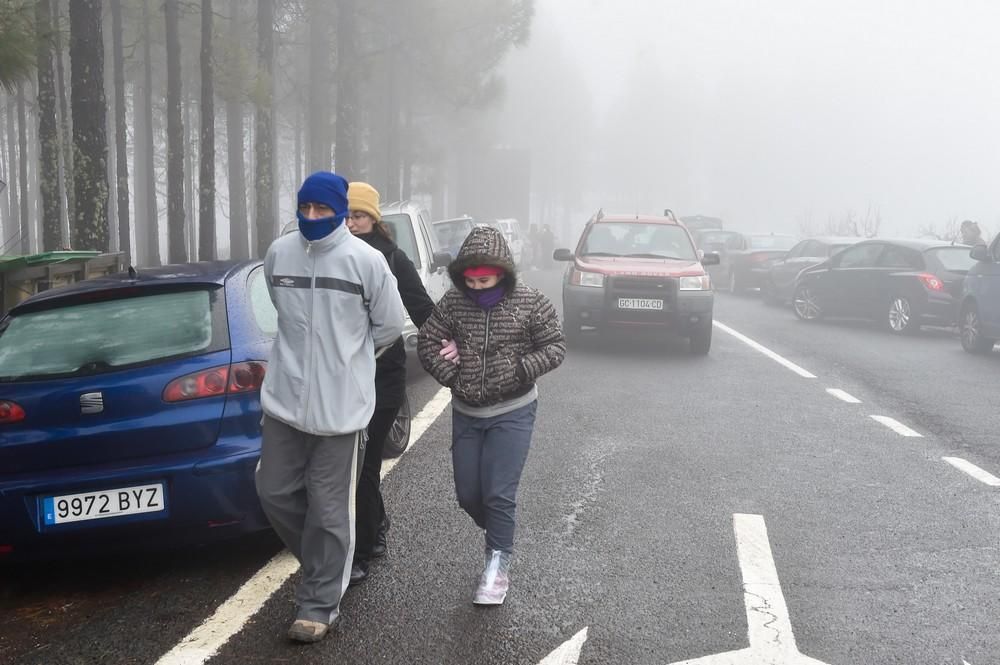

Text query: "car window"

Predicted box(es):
[786, 240, 808, 258]
[0, 288, 226, 382]
[926, 247, 977, 272]
[878, 245, 922, 269]
[432, 219, 474, 251]
[581, 222, 697, 260]
[837, 243, 883, 268]
[749, 235, 798, 250]
[828, 243, 854, 256]
[248, 267, 277, 337]
[382, 213, 422, 269]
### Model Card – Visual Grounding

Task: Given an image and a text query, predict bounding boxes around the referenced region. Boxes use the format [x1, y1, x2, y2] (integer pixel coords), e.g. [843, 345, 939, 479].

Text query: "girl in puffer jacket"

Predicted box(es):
[418, 226, 566, 605]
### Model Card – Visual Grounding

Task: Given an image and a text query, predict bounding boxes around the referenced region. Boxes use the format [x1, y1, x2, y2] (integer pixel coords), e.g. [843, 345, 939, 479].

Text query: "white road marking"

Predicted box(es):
[668, 514, 832, 664]
[155, 387, 453, 665]
[537, 628, 588, 665]
[825, 388, 861, 404]
[870, 415, 923, 438]
[942, 457, 1000, 487]
[714, 321, 817, 379]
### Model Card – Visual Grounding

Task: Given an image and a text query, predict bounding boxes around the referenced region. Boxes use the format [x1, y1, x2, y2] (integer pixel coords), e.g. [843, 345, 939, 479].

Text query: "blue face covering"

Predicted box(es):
[297, 210, 345, 241]
[468, 283, 506, 309]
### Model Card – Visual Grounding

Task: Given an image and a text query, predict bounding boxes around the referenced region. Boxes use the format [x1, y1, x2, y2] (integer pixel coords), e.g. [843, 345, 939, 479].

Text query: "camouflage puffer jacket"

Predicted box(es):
[418, 226, 566, 407]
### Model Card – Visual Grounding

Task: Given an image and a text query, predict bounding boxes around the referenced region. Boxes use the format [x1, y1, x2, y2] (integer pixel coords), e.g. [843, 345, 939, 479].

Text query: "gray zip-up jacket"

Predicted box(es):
[261, 224, 406, 436]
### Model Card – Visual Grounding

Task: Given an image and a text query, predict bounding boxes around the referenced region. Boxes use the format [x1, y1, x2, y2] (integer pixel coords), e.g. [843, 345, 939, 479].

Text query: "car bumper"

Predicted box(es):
[0, 439, 268, 561]
[920, 292, 960, 326]
[564, 284, 713, 334]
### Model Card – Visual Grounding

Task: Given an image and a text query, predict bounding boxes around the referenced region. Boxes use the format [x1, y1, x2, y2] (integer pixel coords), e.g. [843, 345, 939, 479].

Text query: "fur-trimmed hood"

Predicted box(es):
[448, 226, 517, 291]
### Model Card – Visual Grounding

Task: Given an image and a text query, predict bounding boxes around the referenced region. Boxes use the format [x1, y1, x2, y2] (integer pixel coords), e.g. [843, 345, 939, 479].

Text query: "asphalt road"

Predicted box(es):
[2, 270, 998, 665]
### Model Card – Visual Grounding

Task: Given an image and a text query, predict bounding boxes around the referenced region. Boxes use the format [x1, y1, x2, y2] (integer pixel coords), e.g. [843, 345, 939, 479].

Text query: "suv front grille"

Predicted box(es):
[606, 276, 677, 322]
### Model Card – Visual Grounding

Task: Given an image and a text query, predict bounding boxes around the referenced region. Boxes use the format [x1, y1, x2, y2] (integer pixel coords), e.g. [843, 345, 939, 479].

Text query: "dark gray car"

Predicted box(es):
[761, 236, 859, 305]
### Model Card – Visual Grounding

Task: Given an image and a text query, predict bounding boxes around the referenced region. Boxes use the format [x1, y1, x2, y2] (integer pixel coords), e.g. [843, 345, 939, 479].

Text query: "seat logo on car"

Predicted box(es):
[80, 392, 104, 415]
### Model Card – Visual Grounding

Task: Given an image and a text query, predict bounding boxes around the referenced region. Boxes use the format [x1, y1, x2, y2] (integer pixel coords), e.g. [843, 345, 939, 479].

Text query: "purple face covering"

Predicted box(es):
[468, 284, 506, 309]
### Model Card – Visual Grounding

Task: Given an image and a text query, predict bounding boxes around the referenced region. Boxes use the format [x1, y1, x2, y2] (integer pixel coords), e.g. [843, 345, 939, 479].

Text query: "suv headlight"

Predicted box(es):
[679, 275, 712, 291]
[570, 269, 605, 288]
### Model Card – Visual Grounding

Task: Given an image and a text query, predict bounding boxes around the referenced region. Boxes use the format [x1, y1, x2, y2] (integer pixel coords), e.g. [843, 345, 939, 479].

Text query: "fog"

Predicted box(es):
[493, 0, 1000, 241]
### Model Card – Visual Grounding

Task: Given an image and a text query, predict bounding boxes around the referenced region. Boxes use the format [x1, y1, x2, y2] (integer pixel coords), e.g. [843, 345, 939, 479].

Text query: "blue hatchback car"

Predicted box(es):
[959, 236, 1000, 354]
[0, 260, 276, 561]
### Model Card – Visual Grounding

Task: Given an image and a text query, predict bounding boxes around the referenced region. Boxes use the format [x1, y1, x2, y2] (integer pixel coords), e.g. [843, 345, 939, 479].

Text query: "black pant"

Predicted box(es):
[355, 406, 398, 562]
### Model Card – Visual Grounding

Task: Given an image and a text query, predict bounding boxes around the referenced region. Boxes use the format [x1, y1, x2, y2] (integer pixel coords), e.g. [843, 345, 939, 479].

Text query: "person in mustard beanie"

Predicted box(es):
[348, 181, 382, 223]
[345, 181, 437, 586]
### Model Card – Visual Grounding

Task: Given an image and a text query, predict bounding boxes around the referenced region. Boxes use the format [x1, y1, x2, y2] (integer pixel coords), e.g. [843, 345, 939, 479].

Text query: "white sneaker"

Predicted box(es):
[473, 549, 511, 605]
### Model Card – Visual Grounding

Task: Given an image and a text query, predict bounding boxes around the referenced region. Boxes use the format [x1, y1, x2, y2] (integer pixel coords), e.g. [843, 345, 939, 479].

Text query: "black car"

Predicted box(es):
[761, 236, 860, 305]
[792, 239, 977, 333]
[693, 231, 798, 293]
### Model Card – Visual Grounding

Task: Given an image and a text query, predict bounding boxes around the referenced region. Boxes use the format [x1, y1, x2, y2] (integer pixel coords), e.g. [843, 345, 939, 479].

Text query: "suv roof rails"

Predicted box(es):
[663, 208, 678, 221]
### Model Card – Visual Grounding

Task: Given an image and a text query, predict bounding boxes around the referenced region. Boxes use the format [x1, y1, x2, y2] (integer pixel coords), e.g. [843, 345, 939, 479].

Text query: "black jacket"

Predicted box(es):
[358, 231, 435, 408]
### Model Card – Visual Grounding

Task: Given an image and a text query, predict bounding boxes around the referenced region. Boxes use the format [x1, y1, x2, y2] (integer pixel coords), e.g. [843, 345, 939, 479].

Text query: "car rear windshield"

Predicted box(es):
[749, 235, 798, 250]
[927, 247, 977, 273]
[581, 223, 698, 260]
[382, 213, 421, 268]
[0, 288, 227, 382]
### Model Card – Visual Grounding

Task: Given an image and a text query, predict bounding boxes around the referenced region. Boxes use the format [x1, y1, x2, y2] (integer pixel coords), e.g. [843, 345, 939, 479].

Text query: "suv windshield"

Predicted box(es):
[0, 289, 225, 382]
[433, 218, 474, 250]
[580, 223, 698, 260]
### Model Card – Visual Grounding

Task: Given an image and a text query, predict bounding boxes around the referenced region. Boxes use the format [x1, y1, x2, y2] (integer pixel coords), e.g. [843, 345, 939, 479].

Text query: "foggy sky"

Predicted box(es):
[505, 0, 1000, 237]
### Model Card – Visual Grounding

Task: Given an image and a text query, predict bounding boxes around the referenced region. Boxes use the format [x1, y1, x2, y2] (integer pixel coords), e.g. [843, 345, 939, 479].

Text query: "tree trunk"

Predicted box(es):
[198, 0, 216, 260]
[4, 97, 19, 252]
[109, 0, 130, 266]
[306, 0, 331, 172]
[36, 0, 62, 251]
[164, 0, 186, 263]
[184, 96, 196, 259]
[17, 84, 31, 254]
[225, 0, 248, 260]
[254, 0, 274, 258]
[53, 0, 74, 242]
[69, 0, 109, 252]
[334, 0, 358, 176]
[139, 0, 160, 266]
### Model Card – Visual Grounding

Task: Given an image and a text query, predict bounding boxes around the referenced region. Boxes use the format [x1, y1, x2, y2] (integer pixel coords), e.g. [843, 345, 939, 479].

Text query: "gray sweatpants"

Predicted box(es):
[255, 415, 364, 624]
[451, 401, 537, 554]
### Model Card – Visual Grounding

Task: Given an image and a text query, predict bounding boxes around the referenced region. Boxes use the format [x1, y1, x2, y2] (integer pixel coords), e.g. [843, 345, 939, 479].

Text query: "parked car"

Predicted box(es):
[680, 214, 725, 233]
[0, 261, 274, 560]
[715, 232, 799, 294]
[958, 235, 1000, 353]
[431, 216, 476, 260]
[554, 211, 720, 353]
[691, 229, 746, 290]
[792, 239, 976, 334]
[761, 236, 860, 305]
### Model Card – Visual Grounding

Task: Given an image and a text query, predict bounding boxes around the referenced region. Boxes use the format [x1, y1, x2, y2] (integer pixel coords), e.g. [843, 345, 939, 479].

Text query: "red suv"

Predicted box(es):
[554, 211, 720, 353]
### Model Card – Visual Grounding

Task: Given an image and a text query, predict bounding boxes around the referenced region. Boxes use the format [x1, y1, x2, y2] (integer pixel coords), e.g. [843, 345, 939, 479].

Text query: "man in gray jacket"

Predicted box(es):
[256, 170, 406, 643]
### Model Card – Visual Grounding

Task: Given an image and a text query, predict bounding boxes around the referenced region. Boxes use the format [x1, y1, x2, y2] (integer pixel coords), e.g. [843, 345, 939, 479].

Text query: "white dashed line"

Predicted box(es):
[714, 321, 817, 379]
[942, 457, 1000, 487]
[825, 388, 861, 404]
[870, 415, 923, 438]
[155, 387, 453, 665]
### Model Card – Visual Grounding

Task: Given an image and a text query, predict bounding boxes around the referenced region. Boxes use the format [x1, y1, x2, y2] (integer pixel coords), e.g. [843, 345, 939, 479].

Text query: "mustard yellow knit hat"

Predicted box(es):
[348, 182, 381, 222]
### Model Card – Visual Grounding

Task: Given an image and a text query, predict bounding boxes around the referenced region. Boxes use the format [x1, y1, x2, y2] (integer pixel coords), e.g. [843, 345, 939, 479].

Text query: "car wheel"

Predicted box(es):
[689, 319, 712, 354]
[792, 285, 823, 321]
[887, 296, 919, 335]
[960, 302, 996, 353]
[382, 394, 411, 459]
[728, 270, 742, 294]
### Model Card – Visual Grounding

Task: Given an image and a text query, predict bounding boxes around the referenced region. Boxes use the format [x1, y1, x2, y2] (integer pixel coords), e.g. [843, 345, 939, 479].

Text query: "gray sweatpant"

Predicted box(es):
[255, 415, 364, 624]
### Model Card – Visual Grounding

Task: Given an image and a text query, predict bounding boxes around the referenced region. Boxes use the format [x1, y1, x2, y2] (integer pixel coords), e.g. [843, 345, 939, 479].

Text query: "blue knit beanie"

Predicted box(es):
[297, 171, 349, 219]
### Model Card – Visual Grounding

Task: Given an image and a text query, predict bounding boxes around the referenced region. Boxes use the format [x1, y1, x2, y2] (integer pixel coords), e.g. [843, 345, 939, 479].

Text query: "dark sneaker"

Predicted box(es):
[349, 560, 369, 587]
[473, 549, 511, 605]
[287, 619, 329, 643]
[372, 515, 390, 558]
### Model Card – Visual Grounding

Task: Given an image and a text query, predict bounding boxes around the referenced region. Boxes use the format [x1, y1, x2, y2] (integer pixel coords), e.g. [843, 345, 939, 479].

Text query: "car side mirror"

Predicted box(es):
[431, 251, 452, 271]
[553, 248, 574, 262]
[970, 244, 990, 262]
[701, 251, 721, 266]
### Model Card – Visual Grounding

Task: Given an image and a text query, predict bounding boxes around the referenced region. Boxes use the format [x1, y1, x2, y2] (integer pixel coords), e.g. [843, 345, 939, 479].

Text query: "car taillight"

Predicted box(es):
[917, 273, 944, 292]
[0, 400, 26, 424]
[163, 361, 267, 402]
